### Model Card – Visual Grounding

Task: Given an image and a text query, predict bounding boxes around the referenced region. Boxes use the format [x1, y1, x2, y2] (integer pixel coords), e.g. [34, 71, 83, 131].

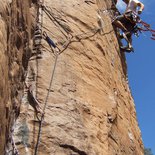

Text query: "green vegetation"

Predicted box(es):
[144, 148, 153, 155]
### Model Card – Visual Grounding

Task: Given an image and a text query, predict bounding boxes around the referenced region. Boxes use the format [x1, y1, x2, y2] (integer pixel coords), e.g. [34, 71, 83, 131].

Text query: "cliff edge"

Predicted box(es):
[0, 0, 143, 155]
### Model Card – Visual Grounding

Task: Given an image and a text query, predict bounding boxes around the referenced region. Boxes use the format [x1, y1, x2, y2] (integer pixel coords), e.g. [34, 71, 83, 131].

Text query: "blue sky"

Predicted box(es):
[117, 0, 155, 154]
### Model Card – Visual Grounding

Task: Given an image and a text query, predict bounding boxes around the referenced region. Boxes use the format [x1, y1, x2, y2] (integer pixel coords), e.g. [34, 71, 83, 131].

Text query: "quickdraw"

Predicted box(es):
[43, 31, 57, 48]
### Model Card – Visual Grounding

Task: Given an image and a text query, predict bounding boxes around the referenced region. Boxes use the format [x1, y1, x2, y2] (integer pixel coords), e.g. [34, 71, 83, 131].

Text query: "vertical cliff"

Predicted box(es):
[0, 0, 144, 155]
[0, 0, 31, 154]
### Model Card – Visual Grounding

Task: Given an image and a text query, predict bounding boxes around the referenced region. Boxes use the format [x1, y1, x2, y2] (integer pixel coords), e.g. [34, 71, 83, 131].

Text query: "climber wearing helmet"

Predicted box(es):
[112, 0, 144, 52]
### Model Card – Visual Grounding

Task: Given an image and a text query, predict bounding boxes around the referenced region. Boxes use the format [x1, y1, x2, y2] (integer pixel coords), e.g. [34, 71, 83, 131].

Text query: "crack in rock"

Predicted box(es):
[60, 144, 87, 155]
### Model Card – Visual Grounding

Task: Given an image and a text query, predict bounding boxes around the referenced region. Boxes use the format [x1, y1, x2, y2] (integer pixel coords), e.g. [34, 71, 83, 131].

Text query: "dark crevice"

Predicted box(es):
[95, 42, 105, 56]
[60, 144, 87, 155]
[108, 132, 118, 144]
[84, 0, 96, 5]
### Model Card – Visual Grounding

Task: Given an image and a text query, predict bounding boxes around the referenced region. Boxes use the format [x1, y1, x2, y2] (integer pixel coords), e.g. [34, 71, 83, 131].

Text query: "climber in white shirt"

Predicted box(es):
[112, 0, 144, 51]
[125, 0, 144, 14]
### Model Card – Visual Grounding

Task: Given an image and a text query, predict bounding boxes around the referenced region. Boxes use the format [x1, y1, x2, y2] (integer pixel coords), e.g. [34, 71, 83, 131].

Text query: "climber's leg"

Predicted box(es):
[112, 14, 128, 32]
[126, 32, 133, 48]
[120, 32, 134, 52]
[113, 14, 134, 52]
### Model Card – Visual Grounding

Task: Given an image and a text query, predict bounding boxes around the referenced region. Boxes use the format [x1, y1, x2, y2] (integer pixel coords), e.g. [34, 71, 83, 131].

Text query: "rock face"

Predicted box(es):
[0, 0, 144, 155]
[0, 0, 31, 154]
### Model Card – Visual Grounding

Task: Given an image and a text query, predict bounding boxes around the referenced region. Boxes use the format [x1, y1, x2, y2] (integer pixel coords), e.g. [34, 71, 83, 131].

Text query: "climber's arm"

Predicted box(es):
[137, 2, 144, 14]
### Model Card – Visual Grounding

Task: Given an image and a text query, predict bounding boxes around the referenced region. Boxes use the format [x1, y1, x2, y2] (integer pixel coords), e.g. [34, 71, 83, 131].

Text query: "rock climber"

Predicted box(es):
[112, 0, 144, 52]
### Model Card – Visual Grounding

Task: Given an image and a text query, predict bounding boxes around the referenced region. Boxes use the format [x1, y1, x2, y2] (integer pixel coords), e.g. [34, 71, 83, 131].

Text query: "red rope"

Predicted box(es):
[138, 19, 155, 40]
[151, 37, 155, 40]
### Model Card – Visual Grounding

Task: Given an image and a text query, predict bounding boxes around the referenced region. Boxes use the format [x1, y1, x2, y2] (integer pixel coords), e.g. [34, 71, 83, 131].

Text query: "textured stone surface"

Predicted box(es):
[0, 0, 144, 155]
[0, 2, 9, 153]
[0, 0, 31, 154]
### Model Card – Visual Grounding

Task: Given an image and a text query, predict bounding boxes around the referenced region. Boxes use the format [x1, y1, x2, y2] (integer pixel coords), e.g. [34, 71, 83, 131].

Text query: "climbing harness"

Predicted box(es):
[115, 11, 155, 52]
[122, 11, 155, 40]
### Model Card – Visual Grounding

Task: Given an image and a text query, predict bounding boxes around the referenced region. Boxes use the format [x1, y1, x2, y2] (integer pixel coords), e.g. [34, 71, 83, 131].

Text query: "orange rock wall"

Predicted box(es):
[0, 0, 144, 155]
[0, 0, 31, 154]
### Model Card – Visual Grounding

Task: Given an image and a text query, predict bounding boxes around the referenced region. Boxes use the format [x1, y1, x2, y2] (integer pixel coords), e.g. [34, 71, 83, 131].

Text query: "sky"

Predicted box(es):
[117, 0, 155, 154]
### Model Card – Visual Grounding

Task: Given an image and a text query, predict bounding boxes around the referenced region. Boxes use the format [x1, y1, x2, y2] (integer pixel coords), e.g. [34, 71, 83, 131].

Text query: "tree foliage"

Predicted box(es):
[144, 148, 153, 155]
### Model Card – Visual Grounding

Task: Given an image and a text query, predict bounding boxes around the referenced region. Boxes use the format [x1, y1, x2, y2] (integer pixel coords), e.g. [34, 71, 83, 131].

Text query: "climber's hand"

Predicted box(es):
[138, 10, 142, 15]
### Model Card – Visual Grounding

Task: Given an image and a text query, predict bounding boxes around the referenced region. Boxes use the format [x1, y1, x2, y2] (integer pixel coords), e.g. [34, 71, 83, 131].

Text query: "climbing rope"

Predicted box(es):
[138, 20, 155, 40]
[33, 0, 46, 154]
[34, 19, 101, 155]
[34, 52, 59, 155]
[34, 14, 61, 154]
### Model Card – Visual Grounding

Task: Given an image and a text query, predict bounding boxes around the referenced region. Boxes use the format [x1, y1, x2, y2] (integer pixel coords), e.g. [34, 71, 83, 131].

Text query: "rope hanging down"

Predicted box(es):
[34, 27, 60, 155]
[33, 3, 63, 153]
[34, 52, 59, 155]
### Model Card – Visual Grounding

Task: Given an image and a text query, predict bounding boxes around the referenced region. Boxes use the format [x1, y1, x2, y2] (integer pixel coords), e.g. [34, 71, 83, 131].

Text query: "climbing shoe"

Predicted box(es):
[120, 46, 134, 53]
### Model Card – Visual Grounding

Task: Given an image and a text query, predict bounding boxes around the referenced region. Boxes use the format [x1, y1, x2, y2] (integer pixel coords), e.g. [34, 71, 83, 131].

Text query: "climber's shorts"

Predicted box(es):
[113, 11, 138, 24]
